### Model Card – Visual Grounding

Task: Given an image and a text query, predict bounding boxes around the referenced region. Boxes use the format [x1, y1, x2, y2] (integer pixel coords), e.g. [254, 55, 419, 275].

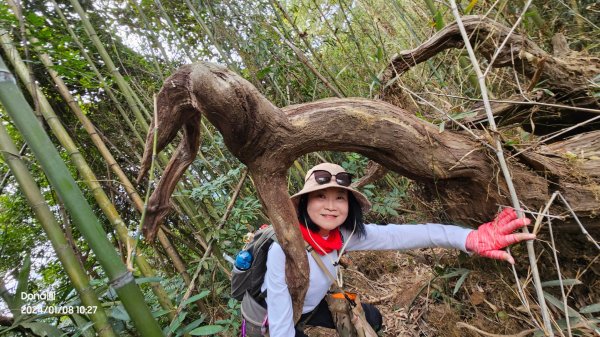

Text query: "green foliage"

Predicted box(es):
[361, 184, 407, 221]
[189, 324, 225, 335]
[434, 266, 471, 296]
[0, 192, 44, 270]
[1, 0, 598, 335]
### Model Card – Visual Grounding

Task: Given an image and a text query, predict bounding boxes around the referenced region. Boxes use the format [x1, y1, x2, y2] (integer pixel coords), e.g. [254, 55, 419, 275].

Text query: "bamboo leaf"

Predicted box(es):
[180, 290, 211, 308]
[177, 317, 206, 337]
[14, 254, 31, 317]
[439, 268, 469, 279]
[579, 303, 600, 314]
[453, 270, 470, 295]
[555, 316, 581, 330]
[449, 110, 478, 120]
[465, 0, 479, 14]
[336, 65, 349, 79]
[168, 311, 187, 333]
[19, 322, 63, 337]
[152, 308, 172, 318]
[541, 279, 582, 287]
[70, 314, 95, 337]
[543, 291, 580, 317]
[189, 325, 225, 335]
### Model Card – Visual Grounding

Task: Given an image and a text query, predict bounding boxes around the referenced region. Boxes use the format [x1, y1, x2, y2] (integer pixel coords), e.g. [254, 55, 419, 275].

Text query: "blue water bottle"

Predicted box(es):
[235, 250, 253, 270]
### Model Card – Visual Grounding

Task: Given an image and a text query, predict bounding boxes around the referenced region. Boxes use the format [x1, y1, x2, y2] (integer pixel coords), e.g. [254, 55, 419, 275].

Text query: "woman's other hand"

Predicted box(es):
[465, 208, 535, 264]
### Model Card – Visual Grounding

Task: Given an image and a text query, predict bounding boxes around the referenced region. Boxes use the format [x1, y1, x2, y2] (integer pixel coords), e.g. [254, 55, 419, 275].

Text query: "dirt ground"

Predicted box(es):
[303, 242, 600, 337]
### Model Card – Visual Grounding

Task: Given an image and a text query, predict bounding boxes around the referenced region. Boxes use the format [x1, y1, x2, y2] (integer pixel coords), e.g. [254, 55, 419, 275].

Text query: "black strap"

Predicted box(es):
[255, 289, 268, 307]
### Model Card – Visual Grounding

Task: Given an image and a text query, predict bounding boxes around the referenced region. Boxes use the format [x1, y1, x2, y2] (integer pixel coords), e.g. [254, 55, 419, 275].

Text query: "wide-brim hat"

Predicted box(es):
[290, 162, 371, 213]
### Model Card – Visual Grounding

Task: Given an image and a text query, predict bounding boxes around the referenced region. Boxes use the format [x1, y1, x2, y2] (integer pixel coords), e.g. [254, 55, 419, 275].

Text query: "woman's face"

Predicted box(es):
[306, 187, 349, 236]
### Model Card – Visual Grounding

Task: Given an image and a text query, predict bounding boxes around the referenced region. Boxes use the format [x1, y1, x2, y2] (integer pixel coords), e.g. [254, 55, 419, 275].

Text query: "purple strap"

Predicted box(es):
[241, 318, 246, 336]
[260, 316, 269, 334]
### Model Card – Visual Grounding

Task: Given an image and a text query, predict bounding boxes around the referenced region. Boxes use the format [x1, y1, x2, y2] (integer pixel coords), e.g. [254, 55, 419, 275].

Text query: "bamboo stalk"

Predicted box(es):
[0, 55, 164, 337]
[270, 0, 347, 96]
[128, 0, 171, 78]
[3, 21, 187, 327]
[0, 122, 117, 337]
[424, 0, 445, 30]
[40, 5, 198, 293]
[31, 36, 177, 319]
[62, 0, 149, 131]
[183, 0, 234, 67]
[55, 0, 265, 270]
[311, 0, 361, 71]
[483, 0, 534, 77]
[447, 3, 553, 335]
[272, 26, 344, 98]
[337, 0, 373, 76]
[153, 0, 196, 62]
[166, 168, 248, 337]
[0, 143, 25, 193]
[51, 2, 145, 146]
[66, 0, 230, 255]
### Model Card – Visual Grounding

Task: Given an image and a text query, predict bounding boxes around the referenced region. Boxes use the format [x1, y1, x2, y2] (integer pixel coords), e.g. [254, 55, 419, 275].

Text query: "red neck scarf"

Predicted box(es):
[299, 224, 343, 255]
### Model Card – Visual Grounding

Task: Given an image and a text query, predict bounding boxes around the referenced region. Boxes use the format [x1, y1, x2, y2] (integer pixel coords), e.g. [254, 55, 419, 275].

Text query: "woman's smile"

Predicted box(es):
[306, 187, 349, 235]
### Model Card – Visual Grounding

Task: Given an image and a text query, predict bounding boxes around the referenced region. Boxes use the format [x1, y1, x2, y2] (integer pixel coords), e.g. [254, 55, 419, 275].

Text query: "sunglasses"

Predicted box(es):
[308, 170, 353, 187]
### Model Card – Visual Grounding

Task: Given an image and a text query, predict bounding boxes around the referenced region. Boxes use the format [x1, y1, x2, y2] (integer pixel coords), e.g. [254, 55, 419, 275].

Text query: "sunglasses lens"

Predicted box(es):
[335, 173, 352, 186]
[313, 170, 332, 184]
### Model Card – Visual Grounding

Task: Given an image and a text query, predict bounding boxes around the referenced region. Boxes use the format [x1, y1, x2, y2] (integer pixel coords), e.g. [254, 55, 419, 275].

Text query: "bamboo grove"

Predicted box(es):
[0, 0, 598, 336]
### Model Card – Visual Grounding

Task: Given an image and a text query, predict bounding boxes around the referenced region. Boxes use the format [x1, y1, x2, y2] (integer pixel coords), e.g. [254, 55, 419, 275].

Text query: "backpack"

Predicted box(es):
[231, 225, 346, 302]
[231, 225, 278, 301]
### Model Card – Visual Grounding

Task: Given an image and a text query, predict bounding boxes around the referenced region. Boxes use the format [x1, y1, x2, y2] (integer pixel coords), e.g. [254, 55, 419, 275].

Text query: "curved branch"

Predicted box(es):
[353, 161, 388, 189]
[137, 60, 599, 320]
[380, 15, 600, 96]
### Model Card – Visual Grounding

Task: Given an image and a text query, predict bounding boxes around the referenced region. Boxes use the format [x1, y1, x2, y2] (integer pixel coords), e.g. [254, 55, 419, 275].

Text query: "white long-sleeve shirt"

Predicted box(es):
[262, 223, 473, 337]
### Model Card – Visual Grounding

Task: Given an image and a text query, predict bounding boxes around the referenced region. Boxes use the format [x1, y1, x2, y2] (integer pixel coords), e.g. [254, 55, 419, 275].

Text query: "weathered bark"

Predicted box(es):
[380, 15, 600, 134]
[353, 160, 388, 189]
[381, 15, 600, 96]
[137, 17, 600, 320]
[137, 61, 599, 318]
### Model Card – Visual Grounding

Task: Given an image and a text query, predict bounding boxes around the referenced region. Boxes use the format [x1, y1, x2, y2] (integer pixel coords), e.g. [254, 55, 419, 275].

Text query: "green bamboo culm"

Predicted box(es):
[0, 122, 117, 337]
[0, 57, 164, 337]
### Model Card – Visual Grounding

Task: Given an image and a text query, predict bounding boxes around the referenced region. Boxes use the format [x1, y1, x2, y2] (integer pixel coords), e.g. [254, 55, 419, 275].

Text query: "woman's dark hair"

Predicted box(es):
[297, 191, 366, 239]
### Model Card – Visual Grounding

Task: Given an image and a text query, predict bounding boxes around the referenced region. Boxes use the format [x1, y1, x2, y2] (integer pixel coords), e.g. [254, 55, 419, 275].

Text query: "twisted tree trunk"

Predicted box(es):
[137, 17, 600, 320]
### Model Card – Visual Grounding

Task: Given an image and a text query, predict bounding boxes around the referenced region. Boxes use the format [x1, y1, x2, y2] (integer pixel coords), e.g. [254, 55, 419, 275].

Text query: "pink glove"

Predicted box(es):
[465, 208, 535, 264]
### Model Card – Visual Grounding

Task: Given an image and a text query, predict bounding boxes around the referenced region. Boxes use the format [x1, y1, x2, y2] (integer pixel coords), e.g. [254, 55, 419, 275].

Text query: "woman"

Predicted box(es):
[255, 162, 534, 336]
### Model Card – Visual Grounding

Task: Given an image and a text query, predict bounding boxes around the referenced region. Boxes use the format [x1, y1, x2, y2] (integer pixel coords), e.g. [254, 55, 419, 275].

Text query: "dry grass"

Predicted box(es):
[302, 243, 599, 337]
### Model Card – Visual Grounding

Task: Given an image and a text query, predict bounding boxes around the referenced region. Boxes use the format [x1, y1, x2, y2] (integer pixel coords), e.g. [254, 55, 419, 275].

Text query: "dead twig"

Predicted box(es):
[272, 26, 344, 98]
[556, 192, 600, 250]
[482, 0, 534, 77]
[416, 92, 600, 115]
[546, 211, 573, 337]
[448, 3, 552, 334]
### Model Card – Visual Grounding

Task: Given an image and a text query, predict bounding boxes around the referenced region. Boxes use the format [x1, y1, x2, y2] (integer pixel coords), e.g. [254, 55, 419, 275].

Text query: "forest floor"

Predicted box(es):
[304, 236, 600, 337]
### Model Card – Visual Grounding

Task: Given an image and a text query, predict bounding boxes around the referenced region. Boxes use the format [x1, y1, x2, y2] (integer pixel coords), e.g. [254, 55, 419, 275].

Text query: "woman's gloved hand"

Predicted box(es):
[465, 208, 535, 264]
